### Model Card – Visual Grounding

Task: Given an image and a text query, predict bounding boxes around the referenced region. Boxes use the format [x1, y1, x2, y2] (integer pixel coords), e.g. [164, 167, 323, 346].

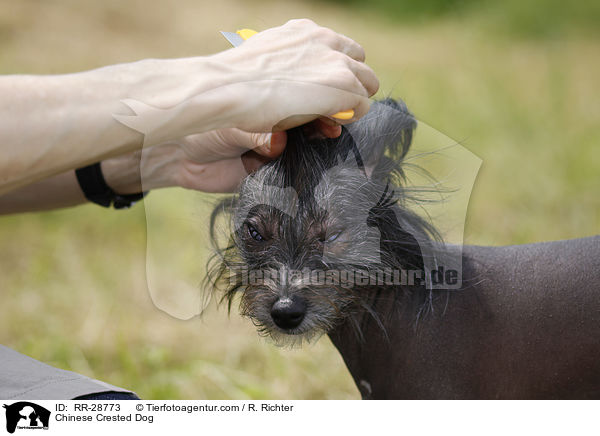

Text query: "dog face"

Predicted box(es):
[230, 167, 385, 345]
[210, 99, 434, 345]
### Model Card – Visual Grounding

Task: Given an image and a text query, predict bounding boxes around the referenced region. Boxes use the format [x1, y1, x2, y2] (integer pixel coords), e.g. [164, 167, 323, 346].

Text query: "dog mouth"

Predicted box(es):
[276, 329, 304, 337]
[274, 324, 308, 336]
[241, 292, 338, 345]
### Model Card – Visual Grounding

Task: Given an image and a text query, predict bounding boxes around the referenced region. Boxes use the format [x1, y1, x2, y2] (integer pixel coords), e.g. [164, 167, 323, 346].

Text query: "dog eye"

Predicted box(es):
[246, 223, 265, 242]
[322, 231, 342, 243]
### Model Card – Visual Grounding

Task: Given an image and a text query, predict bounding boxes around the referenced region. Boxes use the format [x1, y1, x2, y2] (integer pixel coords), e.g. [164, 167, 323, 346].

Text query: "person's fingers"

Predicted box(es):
[324, 93, 372, 125]
[350, 96, 372, 121]
[272, 114, 318, 132]
[299, 119, 342, 140]
[318, 116, 339, 127]
[322, 29, 366, 62]
[241, 150, 272, 174]
[314, 117, 342, 138]
[241, 119, 340, 173]
[252, 131, 287, 158]
[240, 132, 271, 153]
[240, 131, 287, 174]
[347, 58, 380, 97]
[210, 130, 286, 159]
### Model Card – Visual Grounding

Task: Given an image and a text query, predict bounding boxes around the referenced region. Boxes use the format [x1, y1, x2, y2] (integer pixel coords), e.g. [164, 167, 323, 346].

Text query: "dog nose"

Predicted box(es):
[271, 296, 306, 330]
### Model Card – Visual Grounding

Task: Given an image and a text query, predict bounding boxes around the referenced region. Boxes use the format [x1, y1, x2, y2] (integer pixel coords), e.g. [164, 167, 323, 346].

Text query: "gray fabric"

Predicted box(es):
[0, 345, 136, 400]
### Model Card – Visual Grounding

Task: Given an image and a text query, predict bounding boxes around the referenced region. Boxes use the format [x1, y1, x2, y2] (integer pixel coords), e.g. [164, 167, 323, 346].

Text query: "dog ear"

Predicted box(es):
[345, 98, 416, 179]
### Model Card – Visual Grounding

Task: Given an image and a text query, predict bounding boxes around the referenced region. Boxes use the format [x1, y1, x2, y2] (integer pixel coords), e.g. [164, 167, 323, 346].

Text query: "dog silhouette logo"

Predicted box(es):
[3, 402, 50, 434]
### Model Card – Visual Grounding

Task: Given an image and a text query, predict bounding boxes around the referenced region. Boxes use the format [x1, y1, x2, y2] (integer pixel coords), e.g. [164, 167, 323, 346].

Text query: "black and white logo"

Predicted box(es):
[3, 402, 50, 434]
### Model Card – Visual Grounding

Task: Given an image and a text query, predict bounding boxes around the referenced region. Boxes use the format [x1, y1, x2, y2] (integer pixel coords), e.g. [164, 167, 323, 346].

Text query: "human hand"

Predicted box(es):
[111, 19, 377, 152]
[213, 19, 379, 133]
[103, 120, 342, 194]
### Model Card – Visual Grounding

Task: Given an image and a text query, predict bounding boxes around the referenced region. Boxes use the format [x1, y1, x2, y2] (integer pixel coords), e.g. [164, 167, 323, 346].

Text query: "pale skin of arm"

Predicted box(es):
[0, 19, 378, 199]
[0, 122, 341, 214]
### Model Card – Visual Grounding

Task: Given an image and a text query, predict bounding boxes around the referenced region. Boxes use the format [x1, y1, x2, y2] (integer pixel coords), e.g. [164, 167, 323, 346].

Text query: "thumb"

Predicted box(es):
[246, 131, 287, 158]
[240, 131, 287, 174]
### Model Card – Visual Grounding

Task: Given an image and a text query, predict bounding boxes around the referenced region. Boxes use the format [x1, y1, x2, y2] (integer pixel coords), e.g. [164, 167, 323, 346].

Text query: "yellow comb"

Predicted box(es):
[234, 28, 355, 121]
[236, 28, 258, 40]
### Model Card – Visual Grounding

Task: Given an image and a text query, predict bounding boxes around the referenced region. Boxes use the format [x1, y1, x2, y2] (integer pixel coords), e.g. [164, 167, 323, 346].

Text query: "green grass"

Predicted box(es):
[0, 0, 598, 399]
[322, 0, 600, 39]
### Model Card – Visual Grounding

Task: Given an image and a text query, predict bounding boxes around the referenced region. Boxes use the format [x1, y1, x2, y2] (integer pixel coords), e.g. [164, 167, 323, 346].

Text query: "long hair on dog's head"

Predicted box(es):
[207, 98, 443, 345]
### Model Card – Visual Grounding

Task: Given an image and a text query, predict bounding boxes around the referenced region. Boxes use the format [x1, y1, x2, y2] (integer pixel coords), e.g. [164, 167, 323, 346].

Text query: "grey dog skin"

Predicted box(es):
[211, 99, 600, 399]
[330, 237, 600, 399]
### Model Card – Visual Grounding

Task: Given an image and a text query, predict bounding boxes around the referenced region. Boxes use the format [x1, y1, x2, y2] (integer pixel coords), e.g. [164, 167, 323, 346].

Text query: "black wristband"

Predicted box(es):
[75, 163, 147, 209]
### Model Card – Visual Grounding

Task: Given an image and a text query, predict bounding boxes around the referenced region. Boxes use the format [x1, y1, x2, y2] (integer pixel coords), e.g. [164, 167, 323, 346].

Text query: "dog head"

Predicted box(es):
[209, 99, 438, 345]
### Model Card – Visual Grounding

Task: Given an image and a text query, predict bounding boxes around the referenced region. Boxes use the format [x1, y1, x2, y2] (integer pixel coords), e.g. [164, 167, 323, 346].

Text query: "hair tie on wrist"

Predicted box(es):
[75, 162, 147, 209]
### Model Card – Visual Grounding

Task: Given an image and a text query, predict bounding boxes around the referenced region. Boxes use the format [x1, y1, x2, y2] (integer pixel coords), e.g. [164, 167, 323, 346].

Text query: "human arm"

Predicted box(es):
[0, 120, 342, 215]
[0, 129, 279, 214]
[0, 19, 378, 195]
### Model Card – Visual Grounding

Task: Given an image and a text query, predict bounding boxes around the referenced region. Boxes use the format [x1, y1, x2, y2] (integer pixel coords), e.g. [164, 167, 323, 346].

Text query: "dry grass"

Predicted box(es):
[0, 0, 598, 399]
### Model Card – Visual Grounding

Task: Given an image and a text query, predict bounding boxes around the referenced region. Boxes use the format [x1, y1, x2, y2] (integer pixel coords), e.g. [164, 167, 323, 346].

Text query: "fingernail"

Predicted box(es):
[265, 134, 272, 153]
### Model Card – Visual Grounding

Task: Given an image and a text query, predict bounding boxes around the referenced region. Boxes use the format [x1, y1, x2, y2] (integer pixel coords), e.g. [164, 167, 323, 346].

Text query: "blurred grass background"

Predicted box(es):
[0, 0, 598, 399]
